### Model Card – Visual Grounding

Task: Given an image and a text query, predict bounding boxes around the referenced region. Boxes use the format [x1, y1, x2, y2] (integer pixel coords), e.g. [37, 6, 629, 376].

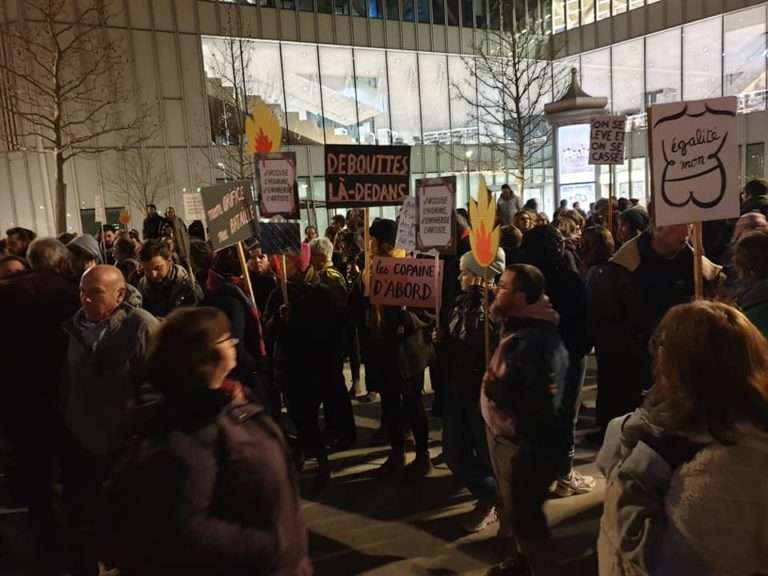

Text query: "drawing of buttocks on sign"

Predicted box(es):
[650, 96, 739, 226]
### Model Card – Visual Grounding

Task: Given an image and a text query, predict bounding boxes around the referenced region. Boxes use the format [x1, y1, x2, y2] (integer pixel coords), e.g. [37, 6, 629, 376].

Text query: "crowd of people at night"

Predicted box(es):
[1, 179, 768, 576]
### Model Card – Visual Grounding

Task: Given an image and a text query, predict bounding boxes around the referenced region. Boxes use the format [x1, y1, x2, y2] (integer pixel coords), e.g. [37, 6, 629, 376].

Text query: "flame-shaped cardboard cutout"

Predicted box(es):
[469, 176, 501, 269]
[245, 102, 282, 155]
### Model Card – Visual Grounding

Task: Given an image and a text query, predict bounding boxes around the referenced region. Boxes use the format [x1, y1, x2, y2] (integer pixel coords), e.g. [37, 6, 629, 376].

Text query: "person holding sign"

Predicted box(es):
[589, 209, 724, 434]
[366, 219, 436, 478]
[441, 248, 504, 534]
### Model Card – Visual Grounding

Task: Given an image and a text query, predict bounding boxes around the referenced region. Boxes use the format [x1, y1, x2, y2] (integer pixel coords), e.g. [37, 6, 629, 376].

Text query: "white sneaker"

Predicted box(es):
[553, 470, 596, 497]
[462, 502, 498, 533]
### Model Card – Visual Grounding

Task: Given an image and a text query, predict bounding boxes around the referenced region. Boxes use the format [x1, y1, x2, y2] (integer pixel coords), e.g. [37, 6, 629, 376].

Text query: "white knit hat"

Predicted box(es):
[460, 248, 505, 278]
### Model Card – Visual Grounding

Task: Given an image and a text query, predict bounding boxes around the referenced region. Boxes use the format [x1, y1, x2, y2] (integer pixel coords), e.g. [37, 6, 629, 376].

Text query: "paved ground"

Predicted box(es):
[0, 364, 604, 576]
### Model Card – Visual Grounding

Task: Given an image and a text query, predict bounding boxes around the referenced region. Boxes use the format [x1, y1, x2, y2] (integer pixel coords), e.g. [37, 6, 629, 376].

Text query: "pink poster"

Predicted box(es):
[370, 256, 442, 309]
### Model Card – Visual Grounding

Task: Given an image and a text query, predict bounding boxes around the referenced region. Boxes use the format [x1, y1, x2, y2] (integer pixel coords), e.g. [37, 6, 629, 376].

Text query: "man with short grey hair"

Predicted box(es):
[0, 237, 79, 572]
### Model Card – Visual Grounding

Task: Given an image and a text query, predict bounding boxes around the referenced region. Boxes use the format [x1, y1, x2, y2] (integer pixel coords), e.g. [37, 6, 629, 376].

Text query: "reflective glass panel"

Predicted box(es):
[582, 0, 595, 25]
[724, 6, 766, 112]
[646, 28, 681, 107]
[581, 48, 610, 110]
[448, 55, 478, 144]
[683, 17, 722, 99]
[553, 0, 565, 33]
[387, 51, 422, 144]
[612, 39, 643, 115]
[596, 0, 610, 20]
[419, 54, 451, 146]
[282, 44, 324, 145]
[319, 47, 358, 144]
[566, 0, 579, 29]
[612, 0, 626, 14]
[354, 48, 392, 145]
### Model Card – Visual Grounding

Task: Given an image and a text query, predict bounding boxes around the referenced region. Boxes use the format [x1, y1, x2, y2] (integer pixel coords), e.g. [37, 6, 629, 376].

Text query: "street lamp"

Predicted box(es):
[464, 149, 474, 198]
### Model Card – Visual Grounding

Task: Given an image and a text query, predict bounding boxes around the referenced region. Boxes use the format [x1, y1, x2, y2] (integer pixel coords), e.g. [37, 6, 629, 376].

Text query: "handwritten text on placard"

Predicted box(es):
[370, 256, 442, 309]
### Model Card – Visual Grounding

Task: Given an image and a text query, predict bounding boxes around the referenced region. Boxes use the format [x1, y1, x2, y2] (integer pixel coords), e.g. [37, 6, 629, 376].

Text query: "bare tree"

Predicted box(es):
[105, 147, 170, 218]
[455, 23, 555, 197]
[0, 0, 155, 233]
[201, 10, 258, 183]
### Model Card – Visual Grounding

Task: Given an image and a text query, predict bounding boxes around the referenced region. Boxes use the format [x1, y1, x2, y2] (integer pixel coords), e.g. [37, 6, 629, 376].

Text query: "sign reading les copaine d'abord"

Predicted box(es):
[325, 144, 411, 207]
[370, 256, 442, 309]
[200, 181, 259, 251]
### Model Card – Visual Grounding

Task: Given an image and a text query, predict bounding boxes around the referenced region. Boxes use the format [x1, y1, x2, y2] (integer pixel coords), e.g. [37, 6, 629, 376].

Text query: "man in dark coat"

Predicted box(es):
[138, 239, 202, 317]
[589, 221, 723, 433]
[0, 238, 79, 573]
[142, 204, 166, 241]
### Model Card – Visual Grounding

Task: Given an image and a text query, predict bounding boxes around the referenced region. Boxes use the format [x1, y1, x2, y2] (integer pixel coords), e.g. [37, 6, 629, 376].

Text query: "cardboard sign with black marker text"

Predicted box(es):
[416, 176, 456, 254]
[395, 197, 417, 253]
[589, 116, 626, 165]
[256, 152, 299, 219]
[649, 97, 739, 226]
[325, 144, 411, 207]
[370, 256, 443, 309]
[200, 181, 259, 251]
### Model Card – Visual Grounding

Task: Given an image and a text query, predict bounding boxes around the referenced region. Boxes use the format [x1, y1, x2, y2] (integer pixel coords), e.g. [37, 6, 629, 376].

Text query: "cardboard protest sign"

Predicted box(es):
[183, 192, 206, 222]
[589, 116, 626, 165]
[416, 177, 456, 253]
[325, 144, 411, 207]
[258, 222, 301, 255]
[94, 192, 106, 224]
[246, 102, 282, 154]
[200, 181, 259, 251]
[395, 197, 416, 253]
[649, 97, 739, 227]
[468, 176, 500, 268]
[370, 256, 442, 309]
[256, 152, 299, 219]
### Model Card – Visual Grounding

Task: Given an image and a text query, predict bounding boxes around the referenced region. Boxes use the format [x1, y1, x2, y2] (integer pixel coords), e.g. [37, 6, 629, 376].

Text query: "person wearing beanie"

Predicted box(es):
[67, 234, 102, 281]
[617, 207, 650, 245]
[366, 219, 436, 478]
[441, 247, 504, 534]
[262, 250, 338, 488]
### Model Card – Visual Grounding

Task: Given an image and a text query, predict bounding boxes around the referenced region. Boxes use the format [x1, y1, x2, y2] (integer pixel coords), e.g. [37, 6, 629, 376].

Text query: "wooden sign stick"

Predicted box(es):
[236, 241, 257, 305]
[434, 253, 440, 328]
[483, 269, 490, 367]
[280, 253, 290, 307]
[693, 222, 704, 300]
[363, 208, 371, 297]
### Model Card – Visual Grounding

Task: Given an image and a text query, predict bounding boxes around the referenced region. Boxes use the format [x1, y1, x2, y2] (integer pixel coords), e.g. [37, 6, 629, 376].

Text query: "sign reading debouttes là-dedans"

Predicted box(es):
[200, 181, 259, 251]
[649, 97, 739, 227]
[416, 176, 456, 254]
[325, 144, 411, 207]
[369, 256, 442, 309]
[256, 152, 299, 219]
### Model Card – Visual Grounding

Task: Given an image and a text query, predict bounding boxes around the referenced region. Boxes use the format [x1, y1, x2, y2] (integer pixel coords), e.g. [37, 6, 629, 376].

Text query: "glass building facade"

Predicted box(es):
[553, 0, 661, 32]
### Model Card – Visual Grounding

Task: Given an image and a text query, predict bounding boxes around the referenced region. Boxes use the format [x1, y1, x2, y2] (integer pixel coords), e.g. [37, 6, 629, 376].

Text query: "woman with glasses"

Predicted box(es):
[111, 307, 312, 576]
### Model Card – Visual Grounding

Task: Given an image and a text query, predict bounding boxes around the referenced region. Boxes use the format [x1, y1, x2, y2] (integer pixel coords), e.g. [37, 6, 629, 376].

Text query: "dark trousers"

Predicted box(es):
[345, 323, 361, 386]
[557, 354, 586, 478]
[487, 431, 557, 545]
[381, 372, 429, 454]
[285, 379, 326, 462]
[323, 354, 357, 442]
[62, 436, 117, 576]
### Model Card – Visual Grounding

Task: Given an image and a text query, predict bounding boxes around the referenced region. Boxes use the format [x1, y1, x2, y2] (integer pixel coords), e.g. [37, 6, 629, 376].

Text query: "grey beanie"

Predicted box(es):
[68, 234, 102, 263]
[460, 248, 505, 278]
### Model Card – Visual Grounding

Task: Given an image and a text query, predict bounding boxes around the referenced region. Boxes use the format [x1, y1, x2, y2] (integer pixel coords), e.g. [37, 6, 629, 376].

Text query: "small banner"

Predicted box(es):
[395, 197, 417, 253]
[370, 256, 442, 309]
[416, 176, 456, 253]
[258, 222, 302, 255]
[183, 192, 206, 222]
[325, 144, 411, 207]
[256, 152, 299, 219]
[94, 192, 106, 224]
[649, 97, 739, 226]
[589, 115, 626, 165]
[200, 181, 259, 251]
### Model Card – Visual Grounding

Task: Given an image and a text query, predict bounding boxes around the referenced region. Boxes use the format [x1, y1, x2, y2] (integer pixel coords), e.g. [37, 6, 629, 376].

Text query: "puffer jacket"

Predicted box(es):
[598, 411, 768, 576]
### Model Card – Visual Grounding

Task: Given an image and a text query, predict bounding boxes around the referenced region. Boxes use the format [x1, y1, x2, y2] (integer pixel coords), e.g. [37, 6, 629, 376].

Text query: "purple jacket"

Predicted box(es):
[113, 402, 312, 576]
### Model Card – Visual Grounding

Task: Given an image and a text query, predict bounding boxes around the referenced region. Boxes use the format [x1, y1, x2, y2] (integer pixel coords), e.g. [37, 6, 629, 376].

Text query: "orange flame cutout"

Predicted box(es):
[469, 176, 501, 268]
[245, 102, 282, 155]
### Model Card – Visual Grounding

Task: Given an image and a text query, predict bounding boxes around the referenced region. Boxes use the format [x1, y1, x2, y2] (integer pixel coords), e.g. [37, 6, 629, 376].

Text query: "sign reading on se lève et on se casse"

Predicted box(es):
[200, 181, 259, 251]
[589, 116, 626, 165]
[325, 144, 411, 207]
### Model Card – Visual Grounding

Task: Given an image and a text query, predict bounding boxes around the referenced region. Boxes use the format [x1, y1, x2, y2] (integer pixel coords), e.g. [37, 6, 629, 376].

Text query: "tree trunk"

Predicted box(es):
[55, 151, 67, 234]
[515, 156, 525, 200]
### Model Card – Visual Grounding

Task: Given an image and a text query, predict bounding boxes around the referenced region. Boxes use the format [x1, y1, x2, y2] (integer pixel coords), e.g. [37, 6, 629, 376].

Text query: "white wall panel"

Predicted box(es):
[176, 0, 198, 32]
[179, 35, 209, 147]
[158, 33, 182, 99]
[128, 0, 152, 29]
[154, 0, 176, 31]
[164, 101, 188, 148]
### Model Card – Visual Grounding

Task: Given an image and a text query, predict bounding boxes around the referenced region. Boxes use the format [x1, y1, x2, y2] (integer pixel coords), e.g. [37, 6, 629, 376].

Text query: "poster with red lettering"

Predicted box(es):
[325, 145, 411, 207]
[370, 256, 443, 309]
[649, 97, 739, 226]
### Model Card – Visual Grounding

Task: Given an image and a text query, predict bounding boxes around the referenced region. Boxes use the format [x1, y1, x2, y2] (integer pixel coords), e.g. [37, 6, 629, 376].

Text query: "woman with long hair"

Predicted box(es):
[112, 307, 312, 576]
[580, 225, 615, 287]
[598, 301, 768, 576]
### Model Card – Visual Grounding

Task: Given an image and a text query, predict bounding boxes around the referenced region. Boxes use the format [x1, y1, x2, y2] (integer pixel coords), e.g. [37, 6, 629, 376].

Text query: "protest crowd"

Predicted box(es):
[1, 177, 768, 576]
